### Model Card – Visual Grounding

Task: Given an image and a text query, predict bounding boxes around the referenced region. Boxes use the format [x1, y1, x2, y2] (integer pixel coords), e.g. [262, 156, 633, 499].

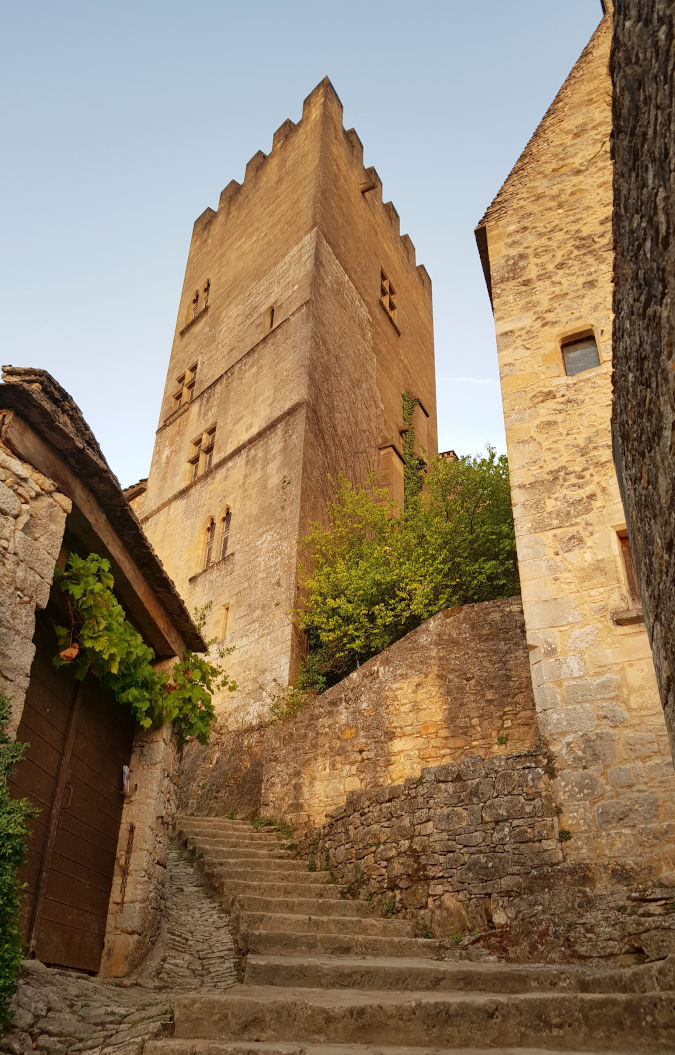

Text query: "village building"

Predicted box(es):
[0, 366, 205, 977]
[474, 6, 675, 875]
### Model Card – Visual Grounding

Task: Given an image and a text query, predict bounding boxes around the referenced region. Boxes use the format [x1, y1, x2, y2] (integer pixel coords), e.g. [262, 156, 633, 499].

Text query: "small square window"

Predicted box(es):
[562, 336, 600, 376]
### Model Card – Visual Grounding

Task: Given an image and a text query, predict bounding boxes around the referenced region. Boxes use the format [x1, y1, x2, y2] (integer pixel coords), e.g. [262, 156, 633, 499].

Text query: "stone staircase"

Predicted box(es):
[145, 816, 675, 1054]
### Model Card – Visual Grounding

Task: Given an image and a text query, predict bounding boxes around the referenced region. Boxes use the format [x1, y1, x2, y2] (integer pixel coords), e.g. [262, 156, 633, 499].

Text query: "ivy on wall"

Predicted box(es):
[53, 553, 235, 745]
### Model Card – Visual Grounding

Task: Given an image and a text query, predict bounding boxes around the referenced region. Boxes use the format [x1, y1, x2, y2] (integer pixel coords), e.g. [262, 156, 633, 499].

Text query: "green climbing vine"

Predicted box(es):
[401, 391, 426, 504]
[53, 553, 235, 745]
[0, 693, 37, 1028]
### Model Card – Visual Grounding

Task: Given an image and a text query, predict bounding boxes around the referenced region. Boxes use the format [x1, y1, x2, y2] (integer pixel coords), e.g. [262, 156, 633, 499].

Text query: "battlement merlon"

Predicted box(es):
[186, 76, 430, 288]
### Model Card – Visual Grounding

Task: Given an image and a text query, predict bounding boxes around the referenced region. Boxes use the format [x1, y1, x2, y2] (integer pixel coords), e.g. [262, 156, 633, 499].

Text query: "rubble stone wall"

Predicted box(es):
[0, 440, 70, 734]
[611, 0, 675, 761]
[303, 750, 562, 936]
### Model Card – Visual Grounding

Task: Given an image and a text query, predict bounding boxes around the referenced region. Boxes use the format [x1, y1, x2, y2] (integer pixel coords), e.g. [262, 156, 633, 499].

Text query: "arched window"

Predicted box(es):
[203, 518, 215, 570]
[220, 509, 232, 561]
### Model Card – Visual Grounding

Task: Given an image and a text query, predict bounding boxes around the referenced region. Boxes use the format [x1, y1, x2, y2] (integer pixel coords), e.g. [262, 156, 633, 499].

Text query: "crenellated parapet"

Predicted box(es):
[189, 76, 429, 287]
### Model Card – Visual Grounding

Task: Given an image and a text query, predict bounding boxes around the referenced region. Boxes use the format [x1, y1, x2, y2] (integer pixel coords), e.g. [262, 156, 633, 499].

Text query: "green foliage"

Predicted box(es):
[297, 448, 519, 687]
[383, 895, 396, 918]
[0, 694, 37, 1029]
[401, 391, 426, 504]
[53, 553, 235, 745]
[558, 828, 572, 842]
[252, 816, 294, 840]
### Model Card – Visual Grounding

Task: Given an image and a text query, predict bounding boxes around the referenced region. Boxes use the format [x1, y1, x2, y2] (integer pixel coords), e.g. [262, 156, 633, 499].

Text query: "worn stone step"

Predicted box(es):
[236, 910, 413, 938]
[146, 1041, 638, 1055]
[203, 862, 332, 883]
[176, 817, 257, 831]
[212, 879, 343, 901]
[170, 986, 675, 1051]
[182, 835, 289, 850]
[235, 895, 379, 919]
[245, 930, 450, 959]
[243, 954, 668, 995]
[185, 839, 296, 860]
[177, 827, 282, 843]
[198, 853, 308, 871]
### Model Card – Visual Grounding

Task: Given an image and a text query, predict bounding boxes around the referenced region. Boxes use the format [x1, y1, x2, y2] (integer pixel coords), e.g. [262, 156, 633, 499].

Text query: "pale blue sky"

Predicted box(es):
[0, 1, 601, 486]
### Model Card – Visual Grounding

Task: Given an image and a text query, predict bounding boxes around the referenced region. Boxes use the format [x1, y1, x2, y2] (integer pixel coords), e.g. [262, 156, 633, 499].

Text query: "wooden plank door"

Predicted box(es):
[10, 608, 135, 971]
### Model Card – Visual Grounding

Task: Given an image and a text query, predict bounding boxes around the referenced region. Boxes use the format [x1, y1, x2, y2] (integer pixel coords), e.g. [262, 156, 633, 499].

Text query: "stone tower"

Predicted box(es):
[132, 78, 437, 727]
[475, 10, 675, 875]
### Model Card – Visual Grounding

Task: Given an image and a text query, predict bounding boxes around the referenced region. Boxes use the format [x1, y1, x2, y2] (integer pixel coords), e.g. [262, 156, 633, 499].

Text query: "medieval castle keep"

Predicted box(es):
[130, 78, 436, 726]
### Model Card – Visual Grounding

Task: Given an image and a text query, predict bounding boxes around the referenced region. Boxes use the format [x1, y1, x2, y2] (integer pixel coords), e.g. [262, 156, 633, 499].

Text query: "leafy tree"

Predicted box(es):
[296, 448, 519, 689]
[0, 694, 37, 1028]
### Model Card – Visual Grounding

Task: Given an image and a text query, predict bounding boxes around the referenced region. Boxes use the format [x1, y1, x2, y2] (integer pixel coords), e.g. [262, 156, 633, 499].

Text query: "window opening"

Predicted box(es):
[269, 306, 275, 330]
[221, 604, 230, 639]
[203, 427, 216, 473]
[617, 530, 641, 608]
[203, 279, 210, 309]
[203, 519, 215, 570]
[188, 425, 216, 481]
[220, 510, 232, 560]
[562, 335, 600, 376]
[173, 363, 197, 411]
[380, 269, 399, 331]
[191, 289, 200, 320]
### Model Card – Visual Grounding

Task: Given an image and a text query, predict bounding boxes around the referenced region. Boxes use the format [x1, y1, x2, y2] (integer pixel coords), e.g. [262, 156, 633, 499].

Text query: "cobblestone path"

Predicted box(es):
[1, 842, 238, 1055]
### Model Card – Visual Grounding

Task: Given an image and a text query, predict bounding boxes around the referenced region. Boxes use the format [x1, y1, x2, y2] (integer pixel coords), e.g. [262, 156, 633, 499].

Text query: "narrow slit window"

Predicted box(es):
[203, 519, 215, 570]
[220, 510, 232, 560]
[617, 530, 641, 608]
[269, 306, 275, 330]
[221, 604, 230, 639]
[562, 335, 600, 376]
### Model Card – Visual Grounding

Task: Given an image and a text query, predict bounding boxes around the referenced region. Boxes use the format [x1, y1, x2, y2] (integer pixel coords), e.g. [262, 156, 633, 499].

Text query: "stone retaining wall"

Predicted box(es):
[301, 750, 562, 935]
[259, 597, 536, 829]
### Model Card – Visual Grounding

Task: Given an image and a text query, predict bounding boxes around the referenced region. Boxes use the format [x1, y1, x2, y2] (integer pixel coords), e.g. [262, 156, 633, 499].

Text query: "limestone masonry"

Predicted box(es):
[475, 9, 675, 876]
[132, 77, 436, 728]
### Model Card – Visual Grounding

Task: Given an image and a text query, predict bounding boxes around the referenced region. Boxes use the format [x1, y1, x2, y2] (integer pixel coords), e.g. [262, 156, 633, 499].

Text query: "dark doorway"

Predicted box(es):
[9, 608, 135, 971]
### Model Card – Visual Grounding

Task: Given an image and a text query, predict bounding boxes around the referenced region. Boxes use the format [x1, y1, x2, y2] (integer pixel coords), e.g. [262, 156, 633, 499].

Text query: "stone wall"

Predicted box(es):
[475, 12, 675, 874]
[305, 750, 561, 936]
[178, 596, 537, 825]
[611, 0, 675, 761]
[261, 597, 536, 829]
[0, 440, 70, 734]
[100, 723, 178, 977]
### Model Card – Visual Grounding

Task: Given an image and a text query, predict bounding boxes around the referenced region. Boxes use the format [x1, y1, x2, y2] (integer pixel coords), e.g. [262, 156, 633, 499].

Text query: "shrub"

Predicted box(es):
[296, 448, 519, 687]
[0, 694, 37, 1028]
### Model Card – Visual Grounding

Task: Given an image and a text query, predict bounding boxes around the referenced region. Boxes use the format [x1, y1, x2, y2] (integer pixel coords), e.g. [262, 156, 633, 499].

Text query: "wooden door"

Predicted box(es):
[10, 609, 135, 971]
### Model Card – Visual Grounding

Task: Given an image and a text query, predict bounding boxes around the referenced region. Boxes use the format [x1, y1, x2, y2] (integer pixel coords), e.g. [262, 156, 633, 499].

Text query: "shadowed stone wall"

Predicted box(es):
[611, 0, 675, 762]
